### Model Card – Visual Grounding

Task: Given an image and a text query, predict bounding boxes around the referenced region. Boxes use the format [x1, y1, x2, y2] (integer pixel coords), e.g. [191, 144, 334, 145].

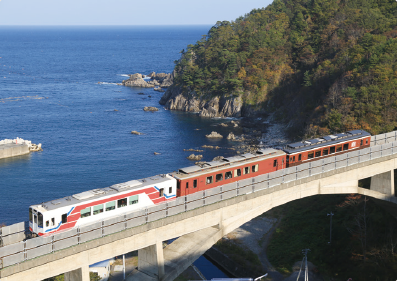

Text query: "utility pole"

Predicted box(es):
[327, 212, 334, 244]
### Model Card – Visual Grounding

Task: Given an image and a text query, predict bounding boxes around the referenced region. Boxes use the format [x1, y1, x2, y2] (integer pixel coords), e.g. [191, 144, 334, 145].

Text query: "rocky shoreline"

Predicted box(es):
[122, 72, 173, 90]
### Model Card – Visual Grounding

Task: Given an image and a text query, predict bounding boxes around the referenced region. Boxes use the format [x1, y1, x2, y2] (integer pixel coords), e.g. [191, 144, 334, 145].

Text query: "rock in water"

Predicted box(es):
[131, 130, 143, 135]
[227, 132, 236, 140]
[143, 106, 159, 112]
[206, 131, 223, 138]
[187, 154, 203, 160]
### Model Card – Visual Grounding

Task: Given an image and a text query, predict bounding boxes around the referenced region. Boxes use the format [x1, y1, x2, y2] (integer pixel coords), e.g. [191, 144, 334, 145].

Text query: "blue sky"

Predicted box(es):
[0, 0, 273, 25]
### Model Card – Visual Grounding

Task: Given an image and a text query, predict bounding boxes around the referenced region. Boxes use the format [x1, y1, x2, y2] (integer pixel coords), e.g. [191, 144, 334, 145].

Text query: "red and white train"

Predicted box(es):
[29, 129, 371, 236]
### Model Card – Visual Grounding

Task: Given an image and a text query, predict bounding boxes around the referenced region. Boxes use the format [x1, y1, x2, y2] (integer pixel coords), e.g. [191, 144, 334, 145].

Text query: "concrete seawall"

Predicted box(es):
[0, 143, 30, 160]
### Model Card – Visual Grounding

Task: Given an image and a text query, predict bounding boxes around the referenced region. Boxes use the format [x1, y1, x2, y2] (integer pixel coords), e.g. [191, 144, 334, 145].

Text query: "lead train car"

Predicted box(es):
[29, 174, 177, 236]
[283, 130, 371, 167]
[170, 148, 286, 197]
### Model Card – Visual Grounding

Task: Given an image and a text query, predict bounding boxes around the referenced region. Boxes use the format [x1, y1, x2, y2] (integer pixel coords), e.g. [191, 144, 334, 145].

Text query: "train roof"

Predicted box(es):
[171, 148, 285, 180]
[31, 174, 173, 212]
[282, 130, 370, 154]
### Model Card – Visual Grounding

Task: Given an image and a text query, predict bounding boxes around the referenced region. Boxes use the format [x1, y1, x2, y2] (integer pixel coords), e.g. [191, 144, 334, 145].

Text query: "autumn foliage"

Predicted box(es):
[173, 0, 397, 137]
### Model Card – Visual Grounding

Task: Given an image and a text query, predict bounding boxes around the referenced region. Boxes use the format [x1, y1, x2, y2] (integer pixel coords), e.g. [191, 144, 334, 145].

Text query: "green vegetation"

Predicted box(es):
[267, 194, 397, 280]
[173, 0, 397, 137]
[215, 238, 263, 276]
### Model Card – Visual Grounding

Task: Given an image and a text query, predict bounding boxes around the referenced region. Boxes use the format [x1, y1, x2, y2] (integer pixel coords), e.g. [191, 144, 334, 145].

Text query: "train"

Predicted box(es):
[29, 129, 371, 236]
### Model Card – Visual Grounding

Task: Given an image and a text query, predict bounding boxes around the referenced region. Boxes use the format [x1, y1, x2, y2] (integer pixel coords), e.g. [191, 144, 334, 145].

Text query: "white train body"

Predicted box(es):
[29, 174, 177, 236]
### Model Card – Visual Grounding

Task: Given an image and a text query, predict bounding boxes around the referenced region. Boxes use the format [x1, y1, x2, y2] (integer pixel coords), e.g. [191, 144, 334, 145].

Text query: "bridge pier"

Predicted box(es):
[64, 266, 89, 281]
[138, 241, 164, 279]
[370, 170, 395, 196]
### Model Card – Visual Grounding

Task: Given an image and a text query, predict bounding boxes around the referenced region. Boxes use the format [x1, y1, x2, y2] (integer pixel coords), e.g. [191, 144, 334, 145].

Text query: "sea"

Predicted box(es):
[0, 25, 239, 278]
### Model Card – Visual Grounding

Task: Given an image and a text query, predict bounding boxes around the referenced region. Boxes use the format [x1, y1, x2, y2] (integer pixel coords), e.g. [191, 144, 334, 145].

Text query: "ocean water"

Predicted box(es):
[0, 26, 243, 227]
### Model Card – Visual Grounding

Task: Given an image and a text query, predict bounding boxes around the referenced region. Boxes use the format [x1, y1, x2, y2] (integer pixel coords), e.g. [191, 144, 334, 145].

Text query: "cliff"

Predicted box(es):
[160, 0, 397, 137]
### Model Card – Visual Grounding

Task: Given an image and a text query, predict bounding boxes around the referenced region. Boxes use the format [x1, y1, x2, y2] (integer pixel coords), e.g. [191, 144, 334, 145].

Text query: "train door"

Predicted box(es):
[32, 210, 38, 233]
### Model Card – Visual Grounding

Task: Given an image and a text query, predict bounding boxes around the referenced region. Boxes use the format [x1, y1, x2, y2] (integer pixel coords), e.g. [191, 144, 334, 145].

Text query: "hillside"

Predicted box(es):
[160, 0, 397, 138]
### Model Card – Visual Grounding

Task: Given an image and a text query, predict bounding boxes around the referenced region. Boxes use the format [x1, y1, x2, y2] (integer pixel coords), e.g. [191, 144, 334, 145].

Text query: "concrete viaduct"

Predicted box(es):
[1, 135, 397, 281]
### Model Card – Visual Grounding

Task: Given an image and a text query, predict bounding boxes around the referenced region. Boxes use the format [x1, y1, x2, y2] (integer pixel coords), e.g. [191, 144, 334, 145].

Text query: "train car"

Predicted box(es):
[170, 148, 286, 196]
[29, 174, 177, 236]
[282, 130, 371, 167]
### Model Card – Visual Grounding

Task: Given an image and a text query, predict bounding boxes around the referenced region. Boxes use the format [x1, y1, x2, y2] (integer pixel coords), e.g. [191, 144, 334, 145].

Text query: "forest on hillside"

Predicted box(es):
[172, 0, 397, 137]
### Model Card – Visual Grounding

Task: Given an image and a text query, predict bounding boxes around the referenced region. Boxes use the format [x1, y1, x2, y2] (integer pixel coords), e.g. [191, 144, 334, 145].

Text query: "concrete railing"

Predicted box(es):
[0, 222, 26, 248]
[1, 131, 397, 269]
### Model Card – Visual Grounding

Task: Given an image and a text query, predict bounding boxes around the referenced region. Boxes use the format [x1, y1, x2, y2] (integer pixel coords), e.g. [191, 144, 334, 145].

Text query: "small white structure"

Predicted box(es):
[89, 259, 112, 281]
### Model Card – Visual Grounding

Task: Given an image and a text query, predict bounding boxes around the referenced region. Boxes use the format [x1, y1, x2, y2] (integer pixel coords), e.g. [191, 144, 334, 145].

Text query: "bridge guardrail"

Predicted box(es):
[1, 131, 397, 269]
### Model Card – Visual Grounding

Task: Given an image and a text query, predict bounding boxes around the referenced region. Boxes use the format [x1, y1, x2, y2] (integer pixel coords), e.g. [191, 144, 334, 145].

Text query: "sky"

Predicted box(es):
[0, 0, 274, 26]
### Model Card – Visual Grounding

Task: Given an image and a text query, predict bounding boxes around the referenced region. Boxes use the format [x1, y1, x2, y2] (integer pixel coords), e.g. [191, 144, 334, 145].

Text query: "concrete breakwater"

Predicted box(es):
[0, 138, 42, 160]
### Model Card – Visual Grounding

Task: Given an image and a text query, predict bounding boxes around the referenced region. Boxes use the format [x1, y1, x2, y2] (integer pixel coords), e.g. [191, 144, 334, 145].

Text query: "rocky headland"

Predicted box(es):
[122, 72, 173, 89]
[159, 86, 264, 118]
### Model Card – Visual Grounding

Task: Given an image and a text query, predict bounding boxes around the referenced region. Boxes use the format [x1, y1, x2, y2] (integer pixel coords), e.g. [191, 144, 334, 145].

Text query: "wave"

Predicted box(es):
[98, 82, 119, 85]
[119, 74, 130, 77]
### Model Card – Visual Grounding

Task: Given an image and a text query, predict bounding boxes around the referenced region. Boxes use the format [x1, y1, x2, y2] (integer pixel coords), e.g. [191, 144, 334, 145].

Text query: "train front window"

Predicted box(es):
[29, 208, 33, 223]
[80, 207, 91, 218]
[343, 143, 349, 150]
[118, 198, 128, 207]
[38, 212, 43, 228]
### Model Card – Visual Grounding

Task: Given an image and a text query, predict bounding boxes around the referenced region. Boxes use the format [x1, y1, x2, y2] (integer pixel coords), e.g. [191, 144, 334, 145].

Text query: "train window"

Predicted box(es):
[118, 198, 128, 208]
[293, 156, 296, 162]
[129, 195, 139, 205]
[286, 155, 289, 162]
[252, 164, 259, 172]
[315, 150, 321, 157]
[80, 207, 91, 218]
[62, 214, 67, 224]
[159, 188, 164, 197]
[234, 169, 242, 177]
[298, 154, 302, 161]
[186, 182, 189, 189]
[93, 204, 104, 215]
[244, 167, 250, 174]
[330, 147, 335, 153]
[366, 139, 368, 144]
[193, 180, 197, 188]
[206, 176, 213, 184]
[51, 218, 55, 226]
[273, 160, 277, 167]
[216, 173, 223, 182]
[29, 208, 33, 223]
[308, 152, 314, 159]
[38, 212, 43, 228]
[106, 201, 115, 211]
[169, 186, 173, 193]
[323, 148, 329, 156]
[343, 143, 349, 150]
[336, 145, 342, 152]
[225, 171, 232, 179]
[360, 139, 363, 146]
[46, 220, 49, 227]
